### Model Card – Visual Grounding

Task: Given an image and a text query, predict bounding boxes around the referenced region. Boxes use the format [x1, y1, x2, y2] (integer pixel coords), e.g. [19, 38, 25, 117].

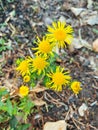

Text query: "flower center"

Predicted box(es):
[52, 72, 65, 85]
[39, 40, 51, 53]
[54, 29, 66, 41]
[33, 57, 47, 70]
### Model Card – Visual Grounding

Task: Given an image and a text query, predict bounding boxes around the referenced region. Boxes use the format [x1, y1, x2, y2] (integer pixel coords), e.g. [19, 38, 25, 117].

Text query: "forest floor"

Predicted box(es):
[0, 0, 98, 130]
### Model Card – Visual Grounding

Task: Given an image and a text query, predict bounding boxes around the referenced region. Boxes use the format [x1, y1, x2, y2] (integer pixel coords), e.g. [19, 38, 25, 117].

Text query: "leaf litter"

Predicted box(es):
[0, 0, 98, 130]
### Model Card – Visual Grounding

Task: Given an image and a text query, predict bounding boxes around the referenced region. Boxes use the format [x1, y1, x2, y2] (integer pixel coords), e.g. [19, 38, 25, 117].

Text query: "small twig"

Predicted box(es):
[73, 117, 98, 130]
[65, 110, 70, 121]
[88, 124, 98, 130]
[44, 91, 59, 105]
[44, 92, 68, 110]
[72, 118, 82, 130]
[73, 117, 85, 126]
[28, 48, 34, 58]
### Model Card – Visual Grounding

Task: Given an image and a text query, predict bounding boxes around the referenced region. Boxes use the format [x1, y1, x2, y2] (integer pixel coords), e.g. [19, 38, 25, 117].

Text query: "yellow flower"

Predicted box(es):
[32, 37, 54, 56]
[47, 66, 71, 91]
[47, 21, 73, 48]
[16, 60, 30, 76]
[23, 75, 30, 82]
[32, 56, 48, 75]
[19, 85, 29, 97]
[71, 81, 82, 94]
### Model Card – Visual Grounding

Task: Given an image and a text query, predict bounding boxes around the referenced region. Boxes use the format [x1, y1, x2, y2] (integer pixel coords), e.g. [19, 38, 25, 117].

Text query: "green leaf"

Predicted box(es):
[12, 103, 18, 115]
[17, 124, 31, 130]
[0, 88, 8, 97]
[0, 114, 9, 123]
[0, 38, 5, 45]
[9, 116, 18, 129]
[93, 28, 98, 34]
[6, 99, 13, 116]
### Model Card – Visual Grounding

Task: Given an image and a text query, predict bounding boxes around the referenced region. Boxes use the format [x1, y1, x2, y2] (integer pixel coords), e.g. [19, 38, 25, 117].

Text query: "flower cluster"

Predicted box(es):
[16, 21, 82, 97]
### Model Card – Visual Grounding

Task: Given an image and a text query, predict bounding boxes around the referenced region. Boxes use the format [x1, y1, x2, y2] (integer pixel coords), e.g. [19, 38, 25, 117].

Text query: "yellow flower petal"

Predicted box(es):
[31, 56, 48, 75]
[47, 66, 71, 91]
[32, 37, 54, 56]
[47, 21, 74, 48]
[16, 60, 30, 76]
[71, 81, 82, 94]
[19, 85, 29, 97]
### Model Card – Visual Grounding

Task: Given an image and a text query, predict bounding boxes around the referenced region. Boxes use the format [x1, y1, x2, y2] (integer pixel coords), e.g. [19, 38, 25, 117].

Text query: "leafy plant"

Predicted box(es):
[0, 88, 35, 129]
[0, 38, 12, 53]
[0, 20, 83, 129]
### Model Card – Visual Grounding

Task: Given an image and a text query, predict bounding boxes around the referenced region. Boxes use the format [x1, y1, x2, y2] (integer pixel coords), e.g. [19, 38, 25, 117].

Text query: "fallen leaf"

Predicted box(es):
[92, 39, 98, 52]
[43, 120, 67, 130]
[78, 103, 88, 117]
[88, 56, 98, 71]
[80, 11, 98, 25]
[30, 85, 47, 93]
[85, 15, 98, 25]
[4, 79, 15, 91]
[70, 38, 92, 50]
[71, 7, 85, 16]
[71, 8, 98, 26]
[33, 99, 46, 106]
[87, 0, 93, 9]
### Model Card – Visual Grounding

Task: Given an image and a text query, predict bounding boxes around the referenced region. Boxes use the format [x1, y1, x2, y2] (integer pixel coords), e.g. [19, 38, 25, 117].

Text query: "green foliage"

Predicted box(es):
[15, 58, 24, 66]
[17, 123, 31, 130]
[93, 28, 98, 34]
[18, 97, 35, 121]
[0, 38, 12, 53]
[0, 88, 35, 129]
[0, 20, 82, 129]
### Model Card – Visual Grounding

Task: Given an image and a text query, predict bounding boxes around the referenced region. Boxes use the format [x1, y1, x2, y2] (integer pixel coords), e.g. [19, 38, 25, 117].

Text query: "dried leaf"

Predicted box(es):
[43, 120, 67, 130]
[71, 38, 92, 50]
[85, 15, 98, 25]
[4, 79, 14, 90]
[30, 86, 47, 93]
[88, 56, 98, 71]
[80, 11, 98, 25]
[71, 7, 85, 16]
[33, 99, 46, 106]
[78, 103, 88, 117]
[87, 0, 93, 9]
[92, 39, 98, 52]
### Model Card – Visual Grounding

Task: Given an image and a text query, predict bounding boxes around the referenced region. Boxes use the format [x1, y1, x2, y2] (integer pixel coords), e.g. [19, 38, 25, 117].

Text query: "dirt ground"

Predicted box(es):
[0, 0, 98, 130]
